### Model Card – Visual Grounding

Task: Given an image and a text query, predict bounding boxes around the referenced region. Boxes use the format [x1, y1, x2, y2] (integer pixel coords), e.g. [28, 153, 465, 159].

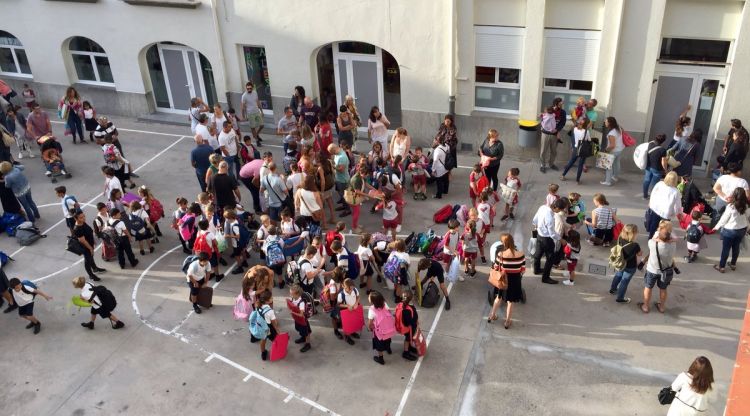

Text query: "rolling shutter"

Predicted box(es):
[544, 29, 600, 81]
[475, 26, 525, 69]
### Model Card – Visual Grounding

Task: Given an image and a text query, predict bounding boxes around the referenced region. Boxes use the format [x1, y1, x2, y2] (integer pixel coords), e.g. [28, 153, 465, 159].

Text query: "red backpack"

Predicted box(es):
[433, 204, 453, 223]
[148, 198, 164, 223]
[324, 230, 342, 256]
[476, 174, 490, 196]
[394, 303, 413, 335]
[193, 231, 213, 256]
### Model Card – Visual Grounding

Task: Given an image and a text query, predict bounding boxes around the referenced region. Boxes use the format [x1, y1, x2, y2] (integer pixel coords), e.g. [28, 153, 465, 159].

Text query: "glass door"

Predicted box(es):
[157, 45, 207, 112]
[333, 42, 384, 131]
[692, 78, 721, 169]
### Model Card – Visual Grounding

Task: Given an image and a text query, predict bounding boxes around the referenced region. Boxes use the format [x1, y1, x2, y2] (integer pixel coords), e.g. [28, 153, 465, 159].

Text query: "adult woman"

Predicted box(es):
[585, 193, 618, 246]
[639, 220, 676, 314]
[672, 130, 701, 177]
[300, 124, 315, 149]
[295, 175, 324, 229]
[479, 128, 504, 191]
[646, 172, 683, 238]
[670, 105, 692, 150]
[432, 139, 451, 199]
[344, 95, 361, 141]
[189, 97, 209, 134]
[367, 106, 390, 149]
[205, 153, 222, 194]
[712, 187, 748, 273]
[488, 233, 525, 329]
[642, 134, 669, 199]
[336, 105, 355, 148]
[712, 162, 750, 213]
[389, 128, 411, 168]
[560, 118, 591, 184]
[721, 128, 749, 171]
[347, 165, 372, 233]
[434, 114, 458, 156]
[667, 356, 716, 415]
[58, 87, 85, 144]
[608, 224, 641, 303]
[290, 86, 305, 118]
[600, 117, 624, 186]
[315, 153, 336, 225]
[210, 103, 227, 132]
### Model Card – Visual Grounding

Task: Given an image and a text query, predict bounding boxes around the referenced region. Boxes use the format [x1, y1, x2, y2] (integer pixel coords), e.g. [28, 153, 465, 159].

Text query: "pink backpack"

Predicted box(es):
[371, 306, 397, 340]
[178, 213, 195, 241]
[233, 293, 254, 320]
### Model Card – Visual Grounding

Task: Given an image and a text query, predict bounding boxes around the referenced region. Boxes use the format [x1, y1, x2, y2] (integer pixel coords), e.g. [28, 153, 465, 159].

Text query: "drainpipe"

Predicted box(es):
[210, 0, 231, 108]
[448, 0, 457, 115]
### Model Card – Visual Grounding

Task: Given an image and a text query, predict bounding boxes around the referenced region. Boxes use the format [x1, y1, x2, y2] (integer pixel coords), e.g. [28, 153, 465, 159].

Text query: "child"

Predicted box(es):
[255, 290, 280, 361]
[685, 210, 705, 263]
[323, 222, 346, 265]
[83, 101, 97, 142]
[261, 225, 286, 288]
[22, 84, 37, 110]
[461, 220, 479, 277]
[398, 290, 419, 361]
[476, 197, 491, 263]
[223, 209, 248, 275]
[172, 197, 190, 253]
[289, 284, 312, 353]
[310, 235, 327, 270]
[138, 186, 164, 239]
[204, 204, 227, 266]
[283, 129, 301, 154]
[357, 233, 375, 292]
[195, 218, 224, 282]
[407, 148, 428, 200]
[226, 108, 242, 138]
[280, 208, 305, 255]
[282, 141, 298, 176]
[327, 267, 345, 340]
[299, 246, 326, 298]
[376, 193, 398, 241]
[128, 201, 155, 255]
[108, 208, 139, 269]
[443, 219, 462, 280]
[368, 290, 394, 365]
[546, 183, 560, 207]
[501, 168, 521, 221]
[566, 192, 584, 229]
[572, 96, 586, 121]
[337, 278, 361, 345]
[8, 278, 53, 334]
[469, 163, 484, 207]
[197, 192, 212, 218]
[562, 230, 581, 286]
[55, 186, 80, 235]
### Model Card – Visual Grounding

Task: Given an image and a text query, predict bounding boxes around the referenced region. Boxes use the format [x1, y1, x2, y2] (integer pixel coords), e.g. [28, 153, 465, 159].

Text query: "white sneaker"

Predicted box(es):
[562, 279, 575, 286]
[44, 171, 51, 177]
[458, 276, 466, 282]
[396, 224, 402, 232]
[17, 153, 23, 159]
[600, 181, 613, 186]
[611, 177, 619, 182]
[27, 153, 34, 158]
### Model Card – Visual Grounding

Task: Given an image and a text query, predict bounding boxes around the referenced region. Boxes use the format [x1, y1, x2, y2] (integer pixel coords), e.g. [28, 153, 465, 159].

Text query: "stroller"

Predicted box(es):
[38, 134, 72, 183]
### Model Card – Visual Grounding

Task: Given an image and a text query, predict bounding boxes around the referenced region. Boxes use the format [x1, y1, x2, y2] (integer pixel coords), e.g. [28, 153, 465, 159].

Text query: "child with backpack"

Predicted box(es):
[262, 225, 286, 288]
[468, 207, 488, 264]
[566, 192, 584, 230]
[138, 186, 164, 239]
[416, 258, 451, 310]
[224, 209, 249, 275]
[685, 210, 705, 263]
[368, 290, 396, 365]
[255, 214, 272, 257]
[177, 202, 201, 254]
[357, 233, 375, 293]
[72, 276, 125, 330]
[326, 267, 345, 340]
[251, 290, 280, 361]
[407, 147, 429, 200]
[395, 289, 419, 361]
[375, 192, 399, 241]
[172, 197, 190, 254]
[108, 208, 139, 269]
[469, 163, 485, 207]
[336, 277, 361, 345]
[93, 202, 116, 262]
[8, 277, 53, 334]
[443, 220, 462, 281]
[323, 222, 346, 266]
[331, 239, 359, 280]
[288, 284, 312, 353]
[501, 167, 521, 221]
[55, 186, 80, 235]
[204, 204, 228, 267]
[461, 220, 480, 277]
[561, 230, 581, 286]
[194, 219, 225, 282]
[128, 201, 155, 256]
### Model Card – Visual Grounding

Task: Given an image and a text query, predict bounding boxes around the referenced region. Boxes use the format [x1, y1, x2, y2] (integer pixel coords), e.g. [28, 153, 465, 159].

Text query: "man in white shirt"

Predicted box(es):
[218, 120, 239, 179]
[432, 142, 451, 198]
[109, 208, 139, 269]
[532, 199, 565, 284]
[186, 252, 211, 314]
[241, 82, 264, 146]
[195, 114, 218, 150]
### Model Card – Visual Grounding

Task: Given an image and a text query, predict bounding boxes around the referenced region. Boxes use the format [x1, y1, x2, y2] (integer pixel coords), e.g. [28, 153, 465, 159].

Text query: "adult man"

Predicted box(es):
[299, 96, 321, 130]
[211, 161, 241, 213]
[239, 156, 263, 214]
[186, 252, 212, 314]
[195, 114, 217, 151]
[532, 198, 566, 284]
[93, 116, 118, 147]
[0, 161, 40, 223]
[277, 106, 298, 137]
[260, 162, 288, 221]
[25, 103, 51, 141]
[73, 211, 106, 281]
[218, 121, 240, 179]
[191, 135, 214, 192]
[713, 163, 750, 213]
[329, 144, 351, 216]
[241, 82, 264, 146]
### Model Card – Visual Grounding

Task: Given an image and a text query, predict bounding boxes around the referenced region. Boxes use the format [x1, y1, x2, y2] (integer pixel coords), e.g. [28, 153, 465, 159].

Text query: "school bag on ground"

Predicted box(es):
[421, 281, 440, 308]
[383, 255, 406, 283]
[0, 251, 13, 268]
[4, 213, 25, 236]
[196, 286, 213, 308]
[15, 222, 46, 246]
[233, 293, 254, 321]
[394, 303, 414, 335]
[371, 306, 397, 340]
[249, 306, 270, 339]
[433, 204, 453, 223]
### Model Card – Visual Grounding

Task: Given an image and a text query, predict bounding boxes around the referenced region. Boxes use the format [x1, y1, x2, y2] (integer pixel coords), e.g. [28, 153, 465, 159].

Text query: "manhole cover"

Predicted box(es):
[588, 263, 608, 276]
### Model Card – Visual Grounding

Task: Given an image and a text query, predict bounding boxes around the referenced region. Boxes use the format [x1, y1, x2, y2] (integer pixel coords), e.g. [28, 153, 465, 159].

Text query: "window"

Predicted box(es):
[243, 46, 272, 110]
[659, 38, 731, 65]
[0, 31, 31, 77]
[69, 37, 114, 85]
[475, 67, 521, 113]
[337, 42, 376, 55]
[542, 79, 592, 115]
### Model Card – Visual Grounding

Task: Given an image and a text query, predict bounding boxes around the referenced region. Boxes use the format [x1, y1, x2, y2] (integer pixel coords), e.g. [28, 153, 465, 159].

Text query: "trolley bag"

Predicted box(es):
[433, 204, 453, 223]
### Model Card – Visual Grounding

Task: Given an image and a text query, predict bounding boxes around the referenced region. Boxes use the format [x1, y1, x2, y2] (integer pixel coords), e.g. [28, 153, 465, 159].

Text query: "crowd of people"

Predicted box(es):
[0, 81, 740, 411]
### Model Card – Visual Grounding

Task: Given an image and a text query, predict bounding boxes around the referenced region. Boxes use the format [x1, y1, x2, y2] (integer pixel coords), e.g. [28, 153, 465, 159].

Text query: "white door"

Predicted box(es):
[333, 43, 384, 129]
[646, 68, 726, 172]
[157, 44, 207, 113]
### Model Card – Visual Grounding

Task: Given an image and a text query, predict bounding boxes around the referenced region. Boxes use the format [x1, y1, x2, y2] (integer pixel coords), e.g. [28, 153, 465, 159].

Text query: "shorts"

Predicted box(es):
[644, 271, 670, 290]
[134, 230, 153, 242]
[231, 246, 244, 258]
[294, 321, 311, 338]
[567, 260, 578, 272]
[187, 279, 205, 296]
[463, 251, 477, 260]
[372, 336, 392, 352]
[18, 302, 34, 317]
[209, 252, 219, 267]
[363, 260, 374, 277]
[482, 224, 491, 235]
[476, 234, 485, 248]
[412, 175, 426, 186]
[593, 228, 613, 243]
[270, 264, 284, 276]
[321, 188, 334, 200]
[246, 112, 263, 129]
[383, 219, 399, 229]
[91, 306, 113, 319]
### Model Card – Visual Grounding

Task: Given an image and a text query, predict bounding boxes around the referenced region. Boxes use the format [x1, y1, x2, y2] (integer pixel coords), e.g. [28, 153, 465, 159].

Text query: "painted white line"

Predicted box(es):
[243, 374, 253, 382]
[51, 120, 183, 137]
[284, 393, 294, 403]
[32, 243, 101, 284]
[393, 282, 454, 416]
[36, 202, 96, 209]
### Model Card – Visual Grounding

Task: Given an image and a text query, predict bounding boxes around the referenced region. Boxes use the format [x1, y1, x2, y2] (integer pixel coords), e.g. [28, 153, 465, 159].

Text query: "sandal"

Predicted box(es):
[504, 319, 511, 329]
[729, 264, 737, 271]
[487, 314, 498, 323]
[637, 302, 649, 314]
[713, 265, 725, 273]
[654, 302, 666, 313]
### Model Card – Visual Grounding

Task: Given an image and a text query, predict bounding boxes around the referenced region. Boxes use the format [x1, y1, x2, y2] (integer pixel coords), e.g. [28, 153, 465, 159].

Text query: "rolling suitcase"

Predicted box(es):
[101, 240, 116, 261]
[197, 286, 213, 308]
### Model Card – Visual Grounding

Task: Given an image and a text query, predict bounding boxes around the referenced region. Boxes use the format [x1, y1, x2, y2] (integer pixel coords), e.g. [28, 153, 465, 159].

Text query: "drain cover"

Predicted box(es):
[588, 263, 608, 276]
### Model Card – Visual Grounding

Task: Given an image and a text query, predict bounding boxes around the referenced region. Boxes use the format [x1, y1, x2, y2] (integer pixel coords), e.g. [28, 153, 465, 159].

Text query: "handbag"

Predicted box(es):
[488, 266, 508, 290]
[595, 152, 615, 170]
[300, 192, 324, 222]
[66, 236, 85, 256]
[655, 243, 674, 285]
[657, 387, 675, 405]
[667, 155, 682, 169]
[577, 130, 592, 158]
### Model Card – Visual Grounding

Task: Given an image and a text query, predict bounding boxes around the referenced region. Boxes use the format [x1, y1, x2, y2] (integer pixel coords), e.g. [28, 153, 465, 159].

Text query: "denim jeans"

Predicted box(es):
[224, 155, 238, 180]
[719, 227, 746, 268]
[196, 169, 207, 193]
[605, 150, 622, 183]
[18, 191, 40, 222]
[67, 111, 84, 141]
[562, 153, 587, 182]
[610, 267, 636, 301]
[642, 167, 663, 198]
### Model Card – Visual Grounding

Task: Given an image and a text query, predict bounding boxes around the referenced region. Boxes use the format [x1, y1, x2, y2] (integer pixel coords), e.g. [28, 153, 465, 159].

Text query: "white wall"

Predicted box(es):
[474, 0, 526, 26]
[545, 0, 604, 30]
[662, 0, 744, 39]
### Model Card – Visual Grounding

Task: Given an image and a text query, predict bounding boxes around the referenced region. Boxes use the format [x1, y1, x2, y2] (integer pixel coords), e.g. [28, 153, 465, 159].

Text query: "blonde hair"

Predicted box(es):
[487, 128, 498, 140]
[620, 224, 638, 242]
[663, 171, 679, 187]
[72, 276, 86, 288]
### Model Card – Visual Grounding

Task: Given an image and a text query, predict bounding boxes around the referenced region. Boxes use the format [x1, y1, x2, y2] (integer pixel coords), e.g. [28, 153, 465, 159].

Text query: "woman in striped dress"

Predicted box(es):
[489, 233, 526, 329]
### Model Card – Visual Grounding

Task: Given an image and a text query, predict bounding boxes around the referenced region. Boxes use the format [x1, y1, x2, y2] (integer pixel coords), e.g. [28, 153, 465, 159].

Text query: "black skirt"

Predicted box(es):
[504, 272, 524, 303]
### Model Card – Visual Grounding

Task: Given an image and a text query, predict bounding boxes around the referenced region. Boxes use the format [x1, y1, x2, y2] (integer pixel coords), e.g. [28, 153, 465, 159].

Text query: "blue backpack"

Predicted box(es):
[383, 255, 406, 283]
[237, 221, 251, 249]
[248, 306, 270, 339]
[346, 250, 361, 279]
[265, 238, 286, 267]
[129, 213, 146, 234]
[181, 255, 199, 274]
[3, 213, 24, 236]
[0, 251, 13, 268]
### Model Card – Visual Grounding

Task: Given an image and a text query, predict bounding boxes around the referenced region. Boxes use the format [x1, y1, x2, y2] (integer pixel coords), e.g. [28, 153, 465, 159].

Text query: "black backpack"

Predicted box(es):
[90, 284, 117, 310]
[421, 281, 440, 308]
[686, 223, 703, 244]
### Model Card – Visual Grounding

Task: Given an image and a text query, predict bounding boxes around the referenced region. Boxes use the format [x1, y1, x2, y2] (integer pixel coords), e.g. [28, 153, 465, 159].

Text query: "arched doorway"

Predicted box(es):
[144, 42, 217, 113]
[316, 42, 401, 127]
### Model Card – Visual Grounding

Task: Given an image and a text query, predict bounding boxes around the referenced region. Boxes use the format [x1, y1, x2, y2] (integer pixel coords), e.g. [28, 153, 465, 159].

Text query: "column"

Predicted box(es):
[518, 0, 546, 120]
[593, 0, 624, 111]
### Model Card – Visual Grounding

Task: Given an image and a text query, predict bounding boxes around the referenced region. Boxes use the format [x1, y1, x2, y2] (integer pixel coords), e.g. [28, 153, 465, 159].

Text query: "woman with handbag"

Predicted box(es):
[488, 233, 525, 329]
[479, 128, 504, 191]
[712, 187, 749, 273]
[600, 117, 624, 186]
[295, 175, 324, 228]
[560, 118, 591, 184]
[666, 356, 716, 415]
[58, 87, 85, 144]
[638, 220, 677, 314]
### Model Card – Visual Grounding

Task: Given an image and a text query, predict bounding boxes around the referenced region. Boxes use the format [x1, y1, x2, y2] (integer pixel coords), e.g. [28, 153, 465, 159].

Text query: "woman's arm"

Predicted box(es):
[606, 135, 616, 152]
[660, 156, 668, 172]
[381, 115, 390, 128]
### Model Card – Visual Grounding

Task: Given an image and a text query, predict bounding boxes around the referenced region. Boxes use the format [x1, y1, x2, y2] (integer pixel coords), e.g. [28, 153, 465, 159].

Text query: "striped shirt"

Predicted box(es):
[496, 251, 526, 274]
[594, 206, 615, 229]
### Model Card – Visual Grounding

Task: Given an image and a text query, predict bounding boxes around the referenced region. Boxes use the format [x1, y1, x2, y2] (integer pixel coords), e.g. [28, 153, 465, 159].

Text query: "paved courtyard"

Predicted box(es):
[0, 115, 745, 416]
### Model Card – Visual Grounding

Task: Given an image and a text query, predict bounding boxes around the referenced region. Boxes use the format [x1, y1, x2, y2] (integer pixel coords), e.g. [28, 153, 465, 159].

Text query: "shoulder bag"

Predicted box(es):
[300, 191, 324, 222]
[577, 129, 592, 158]
[655, 242, 674, 285]
[487, 252, 508, 290]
